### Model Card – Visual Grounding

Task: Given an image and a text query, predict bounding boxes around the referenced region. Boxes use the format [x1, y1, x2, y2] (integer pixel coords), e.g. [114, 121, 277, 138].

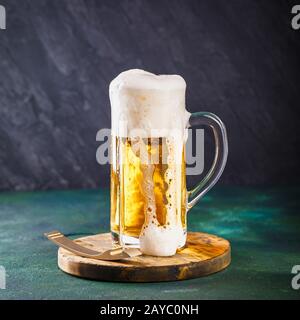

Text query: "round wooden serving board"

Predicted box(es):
[58, 232, 231, 282]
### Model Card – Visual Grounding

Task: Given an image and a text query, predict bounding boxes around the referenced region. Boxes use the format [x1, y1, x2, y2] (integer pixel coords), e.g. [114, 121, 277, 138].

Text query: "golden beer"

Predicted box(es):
[110, 136, 187, 246]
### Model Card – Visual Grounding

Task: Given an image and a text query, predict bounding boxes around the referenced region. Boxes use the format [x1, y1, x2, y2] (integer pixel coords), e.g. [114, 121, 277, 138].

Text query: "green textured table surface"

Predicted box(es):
[0, 186, 299, 300]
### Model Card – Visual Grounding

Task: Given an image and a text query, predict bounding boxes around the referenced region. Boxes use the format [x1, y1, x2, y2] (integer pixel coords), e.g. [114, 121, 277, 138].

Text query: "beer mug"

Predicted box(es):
[109, 70, 228, 256]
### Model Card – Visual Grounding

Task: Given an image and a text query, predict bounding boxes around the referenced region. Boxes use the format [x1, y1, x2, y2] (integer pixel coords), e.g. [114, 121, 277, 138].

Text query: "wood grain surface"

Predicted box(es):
[58, 232, 231, 282]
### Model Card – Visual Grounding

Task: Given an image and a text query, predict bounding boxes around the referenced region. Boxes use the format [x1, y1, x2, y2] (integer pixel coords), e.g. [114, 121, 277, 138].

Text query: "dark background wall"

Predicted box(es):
[0, 0, 299, 191]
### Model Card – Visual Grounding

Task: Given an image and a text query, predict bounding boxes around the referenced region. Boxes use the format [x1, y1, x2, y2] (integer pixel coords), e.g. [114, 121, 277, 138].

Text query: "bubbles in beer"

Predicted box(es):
[138, 135, 185, 256]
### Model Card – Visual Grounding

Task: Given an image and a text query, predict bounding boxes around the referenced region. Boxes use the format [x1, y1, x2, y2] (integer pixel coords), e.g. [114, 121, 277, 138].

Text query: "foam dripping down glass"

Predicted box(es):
[109, 69, 228, 257]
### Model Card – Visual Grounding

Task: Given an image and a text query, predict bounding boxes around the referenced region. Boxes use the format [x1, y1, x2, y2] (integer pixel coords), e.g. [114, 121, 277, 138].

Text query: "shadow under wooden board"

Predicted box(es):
[58, 232, 231, 282]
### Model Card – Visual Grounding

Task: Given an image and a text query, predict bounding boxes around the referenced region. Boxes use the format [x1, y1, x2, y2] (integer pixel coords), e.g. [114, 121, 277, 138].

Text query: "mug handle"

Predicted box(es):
[187, 112, 228, 210]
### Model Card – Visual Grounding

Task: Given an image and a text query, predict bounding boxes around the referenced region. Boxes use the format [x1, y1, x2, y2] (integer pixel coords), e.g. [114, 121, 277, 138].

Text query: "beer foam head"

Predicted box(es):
[109, 69, 190, 137]
[139, 223, 183, 257]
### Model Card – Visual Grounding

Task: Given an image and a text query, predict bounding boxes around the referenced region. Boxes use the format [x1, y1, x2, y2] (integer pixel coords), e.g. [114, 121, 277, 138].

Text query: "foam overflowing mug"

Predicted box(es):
[109, 69, 228, 256]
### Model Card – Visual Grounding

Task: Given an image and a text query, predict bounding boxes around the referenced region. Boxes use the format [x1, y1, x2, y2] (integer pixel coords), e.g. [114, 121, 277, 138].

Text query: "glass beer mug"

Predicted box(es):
[109, 70, 228, 256]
